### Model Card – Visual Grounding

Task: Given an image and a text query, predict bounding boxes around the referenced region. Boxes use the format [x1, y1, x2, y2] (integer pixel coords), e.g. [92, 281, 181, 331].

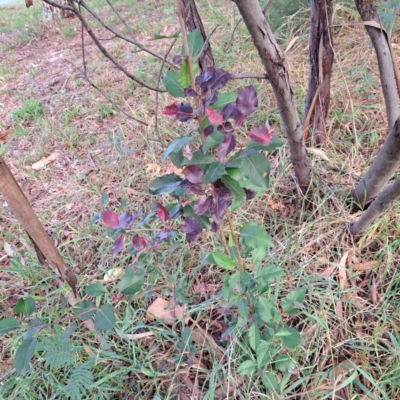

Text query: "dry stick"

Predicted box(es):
[155, 37, 179, 146]
[262, 0, 273, 15]
[195, 24, 220, 65]
[176, 0, 205, 139]
[79, 1, 86, 75]
[219, 224, 231, 256]
[67, 60, 148, 126]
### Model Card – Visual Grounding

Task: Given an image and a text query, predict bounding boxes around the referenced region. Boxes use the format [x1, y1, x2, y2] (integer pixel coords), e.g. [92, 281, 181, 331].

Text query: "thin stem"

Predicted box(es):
[225, 211, 243, 269]
[219, 224, 231, 256]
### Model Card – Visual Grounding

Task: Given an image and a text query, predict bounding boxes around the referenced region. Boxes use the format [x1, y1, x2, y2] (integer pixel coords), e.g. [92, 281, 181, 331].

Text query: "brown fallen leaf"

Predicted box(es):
[31, 152, 60, 170]
[0, 129, 11, 142]
[146, 297, 189, 325]
[352, 260, 378, 271]
[103, 266, 124, 282]
[336, 300, 344, 320]
[338, 252, 349, 290]
[123, 331, 155, 340]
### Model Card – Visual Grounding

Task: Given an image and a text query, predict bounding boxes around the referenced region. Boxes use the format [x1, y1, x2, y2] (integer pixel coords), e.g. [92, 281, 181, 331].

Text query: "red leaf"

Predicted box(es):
[184, 165, 204, 184]
[236, 85, 258, 117]
[111, 236, 124, 258]
[248, 126, 273, 145]
[206, 108, 224, 125]
[102, 211, 120, 227]
[157, 202, 170, 221]
[162, 104, 179, 116]
[132, 234, 147, 251]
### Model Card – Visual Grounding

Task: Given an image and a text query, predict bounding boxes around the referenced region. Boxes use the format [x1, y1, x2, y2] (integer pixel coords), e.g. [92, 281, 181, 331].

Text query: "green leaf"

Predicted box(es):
[162, 71, 184, 98]
[249, 323, 260, 351]
[254, 265, 283, 283]
[221, 175, 246, 200]
[117, 272, 144, 295]
[65, 364, 93, 400]
[43, 342, 75, 369]
[181, 151, 215, 167]
[149, 173, 182, 195]
[240, 221, 273, 249]
[252, 247, 267, 264]
[163, 136, 194, 162]
[247, 135, 284, 151]
[238, 298, 249, 319]
[274, 354, 296, 373]
[101, 192, 109, 207]
[256, 297, 281, 324]
[85, 284, 107, 297]
[210, 93, 237, 111]
[72, 300, 96, 321]
[170, 149, 184, 168]
[0, 317, 20, 335]
[151, 32, 179, 40]
[280, 288, 306, 314]
[15, 338, 37, 375]
[277, 327, 301, 349]
[237, 359, 257, 375]
[183, 28, 204, 58]
[178, 59, 190, 88]
[256, 340, 275, 369]
[15, 297, 35, 317]
[262, 371, 278, 390]
[203, 131, 225, 152]
[94, 304, 115, 330]
[204, 162, 225, 183]
[238, 153, 270, 188]
[212, 252, 237, 270]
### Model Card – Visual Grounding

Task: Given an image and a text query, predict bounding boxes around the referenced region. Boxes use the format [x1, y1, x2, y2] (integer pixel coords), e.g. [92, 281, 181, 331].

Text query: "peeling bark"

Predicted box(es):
[303, 0, 334, 144]
[181, 0, 215, 73]
[350, 176, 400, 235]
[354, 0, 400, 130]
[233, 0, 311, 192]
[351, 116, 400, 206]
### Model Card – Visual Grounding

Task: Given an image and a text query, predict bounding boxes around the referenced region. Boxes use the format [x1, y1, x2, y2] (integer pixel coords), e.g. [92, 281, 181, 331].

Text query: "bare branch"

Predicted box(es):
[232, 72, 268, 80]
[262, 0, 273, 15]
[105, 0, 136, 41]
[195, 24, 219, 65]
[61, 0, 167, 92]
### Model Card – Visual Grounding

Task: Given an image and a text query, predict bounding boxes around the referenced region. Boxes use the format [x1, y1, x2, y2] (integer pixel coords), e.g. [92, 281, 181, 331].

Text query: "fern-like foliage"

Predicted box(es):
[43, 342, 76, 370]
[65, 363, 94, 400]
[378, 0, 400, 36]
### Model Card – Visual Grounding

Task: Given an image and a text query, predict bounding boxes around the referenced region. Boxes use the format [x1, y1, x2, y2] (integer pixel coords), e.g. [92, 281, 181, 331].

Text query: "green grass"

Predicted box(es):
[1, 0, 400, 399]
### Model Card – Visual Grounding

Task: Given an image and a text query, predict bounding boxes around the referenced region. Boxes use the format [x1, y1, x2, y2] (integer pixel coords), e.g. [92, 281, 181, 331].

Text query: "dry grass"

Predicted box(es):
[1, 0, 400, 398]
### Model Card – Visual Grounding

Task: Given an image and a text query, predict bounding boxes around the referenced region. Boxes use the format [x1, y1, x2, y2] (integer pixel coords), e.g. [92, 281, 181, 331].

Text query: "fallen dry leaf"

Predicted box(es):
[370, 278, 379, 304]
[123, 331, 155, 340]
[146, 297, 189, 325]
[0, 129, 11, 142]
[336, 300, 344, 320]
[31, 152, 60, 170]
[352, 260, 378, 271]
[4, 242, 14, 257]
[338, 252, 349, 290]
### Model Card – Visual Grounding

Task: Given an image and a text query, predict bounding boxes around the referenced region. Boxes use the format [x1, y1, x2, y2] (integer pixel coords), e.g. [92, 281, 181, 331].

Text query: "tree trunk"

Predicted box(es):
[181, 0, 215, 73]
[233, 0, 311, 192]
[349, 175, 400, 235]
[303, 0, 334, 144]
[351, 116, 400, 206]
[354, 0, 399, 130]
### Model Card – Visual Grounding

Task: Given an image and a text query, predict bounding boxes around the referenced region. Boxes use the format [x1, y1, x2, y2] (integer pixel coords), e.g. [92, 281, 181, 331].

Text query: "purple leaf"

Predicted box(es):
[244, 188, 257, 200]
[187, 184, 205, 195]
[233, 112, 245, 127]
[184, 165, 204, 184]
[111, 236, 124, 258]
[222, 102, 237, 121]
[217, 122, 233, 133]
[172, 55, 183, 65]
[170, 204, 183, 219]
[184, 88, 199, 97]
[195, 68, 214, 86]
[209, 92, 218, 104]
[119, 212, 134, 228]
[217, 132, 236, 162]
[204, 125, 214, 136]
[157, 228, 171, 241]
[156, 202, 170, 222]
[132, 234, 146, 251]
[102, 211, 120, 227]
[248, 126, 273, 145]
[176, 103, 194, 122]
[210, 184, 232, 227]
[194, 196, 212, 215]
[210, 68, 233, 90]
[162, 104, 179, 116]
[236, 85, 258, 118]
[206, 108, 224, 125]
[132, 210, 143, 221]
[181, 217, 202, 243]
